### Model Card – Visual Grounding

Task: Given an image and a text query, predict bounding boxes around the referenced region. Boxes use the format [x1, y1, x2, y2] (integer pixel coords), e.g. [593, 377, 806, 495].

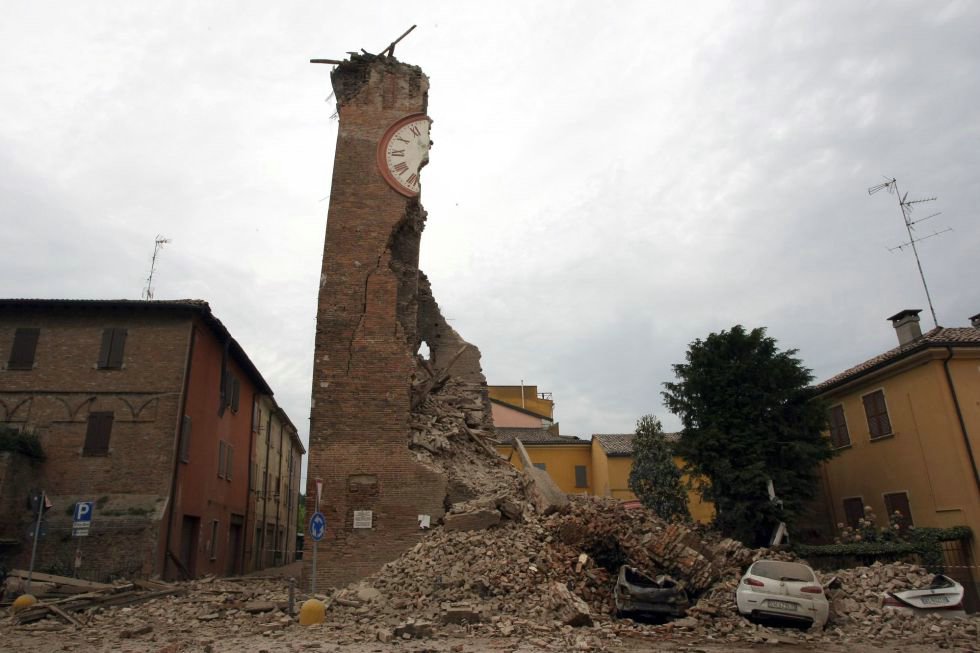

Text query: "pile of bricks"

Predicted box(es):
[5, 504, 979, 651]
[409, 378, 523, 505]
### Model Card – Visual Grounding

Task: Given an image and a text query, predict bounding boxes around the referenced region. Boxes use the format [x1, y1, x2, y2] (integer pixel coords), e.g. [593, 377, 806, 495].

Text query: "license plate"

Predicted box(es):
[767, 600, 798, 611]
[921, 595, 950, 605]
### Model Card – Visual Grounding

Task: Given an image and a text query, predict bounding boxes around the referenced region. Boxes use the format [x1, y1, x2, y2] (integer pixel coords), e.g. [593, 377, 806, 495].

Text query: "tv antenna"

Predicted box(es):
[868, 178, 950, 328]
[141, 235, 170, 300]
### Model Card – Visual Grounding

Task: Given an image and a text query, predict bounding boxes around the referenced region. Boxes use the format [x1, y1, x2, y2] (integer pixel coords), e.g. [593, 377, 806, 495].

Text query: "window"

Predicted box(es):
[862, 390, 892, 439]
[209, 520, 219, 560]
[8, 328, 39, 370]
[218, 441, 227, 479]
[83, 411, 114, 456]
[828, 405, 850, 448]
[533, 462, 546, 471]
[230, 377, 240, 412]
[250, 463, 257, 491]
[179, 416, 192, 463]
[884, 492, 914, 530]
[842, 497, 864, 529]
[97, 328, 127, 369]
[225, 444, 233, 480]
[574, 465, 588, 488]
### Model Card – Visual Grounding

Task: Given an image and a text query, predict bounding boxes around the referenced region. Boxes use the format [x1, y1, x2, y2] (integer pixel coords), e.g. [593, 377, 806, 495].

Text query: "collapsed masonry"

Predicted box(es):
[302, 53, 723, 593]
[303, 54, 523, 588]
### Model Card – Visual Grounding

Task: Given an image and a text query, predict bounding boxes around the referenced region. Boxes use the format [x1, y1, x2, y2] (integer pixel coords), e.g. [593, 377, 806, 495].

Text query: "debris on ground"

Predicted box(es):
[6, 497, 977, 652]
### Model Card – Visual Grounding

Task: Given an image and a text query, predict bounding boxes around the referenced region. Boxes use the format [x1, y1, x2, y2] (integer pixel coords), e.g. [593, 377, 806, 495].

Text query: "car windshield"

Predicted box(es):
[750, 560, 814, 582]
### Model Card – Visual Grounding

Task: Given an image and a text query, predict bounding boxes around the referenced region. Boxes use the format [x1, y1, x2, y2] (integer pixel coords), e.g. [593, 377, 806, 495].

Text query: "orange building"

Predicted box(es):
[813, 309, 980, 599]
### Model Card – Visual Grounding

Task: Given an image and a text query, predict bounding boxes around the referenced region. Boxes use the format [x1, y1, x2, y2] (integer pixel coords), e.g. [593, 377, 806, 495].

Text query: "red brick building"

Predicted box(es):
[0, 299, 295, 581]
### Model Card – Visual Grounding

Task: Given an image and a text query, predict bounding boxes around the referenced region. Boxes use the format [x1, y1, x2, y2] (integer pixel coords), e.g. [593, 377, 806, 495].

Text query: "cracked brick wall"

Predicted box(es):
[304, 56, 481, 588]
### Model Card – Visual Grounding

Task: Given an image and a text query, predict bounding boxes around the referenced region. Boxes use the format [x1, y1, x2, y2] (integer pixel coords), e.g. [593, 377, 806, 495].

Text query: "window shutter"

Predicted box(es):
[107, 328, 127, 368]
[574, 465, 588, 488]
[829, 405, 850, 448]
[863, 391, 892, 438]
[231, 377, 240, 412]
[98, 329, 114, 368]
[226, 445, 233, 480]
[83, 412, 114, 455]
[884, 492, 913, 529]
[179, 415, 192, 462]
[8, 328, 40, 369]
[842, 497, 864, 529]
[218, 441, 226, 478]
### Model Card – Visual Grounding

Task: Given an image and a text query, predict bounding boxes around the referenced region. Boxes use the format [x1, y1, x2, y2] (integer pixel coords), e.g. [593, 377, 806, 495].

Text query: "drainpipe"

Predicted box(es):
[163, 324, 196, 579]
[243, 392, 256, 573]
[274, 417, 284, 565]
[260, 407, 272, 568]
[943, 347, 980, 494]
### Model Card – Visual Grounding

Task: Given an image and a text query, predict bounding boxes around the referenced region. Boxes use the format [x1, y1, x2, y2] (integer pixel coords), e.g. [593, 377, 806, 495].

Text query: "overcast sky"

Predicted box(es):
[2, 2, 978, 463]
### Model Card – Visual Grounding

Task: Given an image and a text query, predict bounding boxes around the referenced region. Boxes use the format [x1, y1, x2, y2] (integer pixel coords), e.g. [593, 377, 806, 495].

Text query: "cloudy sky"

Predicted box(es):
[2, 2, 978, 461]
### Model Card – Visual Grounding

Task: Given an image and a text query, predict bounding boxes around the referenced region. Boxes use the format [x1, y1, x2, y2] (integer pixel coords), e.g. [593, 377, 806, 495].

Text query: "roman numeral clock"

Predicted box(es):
[377, 113, 431, 196]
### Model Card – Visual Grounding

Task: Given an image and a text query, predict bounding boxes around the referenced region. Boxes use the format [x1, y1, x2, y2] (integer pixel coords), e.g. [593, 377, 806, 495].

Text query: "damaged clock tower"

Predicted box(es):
[304, 52, 511, 588]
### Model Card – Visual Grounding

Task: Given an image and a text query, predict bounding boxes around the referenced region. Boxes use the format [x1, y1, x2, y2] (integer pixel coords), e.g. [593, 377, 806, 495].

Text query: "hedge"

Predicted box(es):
[793, 526, 972, 571]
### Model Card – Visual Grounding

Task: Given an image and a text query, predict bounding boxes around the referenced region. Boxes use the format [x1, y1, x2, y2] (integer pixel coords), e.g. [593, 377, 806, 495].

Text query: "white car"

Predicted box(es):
[735, 559, 829, 628]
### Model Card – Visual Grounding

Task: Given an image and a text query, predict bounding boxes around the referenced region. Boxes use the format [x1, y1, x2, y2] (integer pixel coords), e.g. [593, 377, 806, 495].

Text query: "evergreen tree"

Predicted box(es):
[628, 414, 690, 521]
[662, 325, 834, 545]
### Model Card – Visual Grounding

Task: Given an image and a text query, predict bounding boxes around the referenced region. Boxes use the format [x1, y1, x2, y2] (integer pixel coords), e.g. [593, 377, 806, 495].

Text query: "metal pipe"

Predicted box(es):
[943, 347, 980, 494]
[163, 324, 196, 579]
[26, 490, 44, 594]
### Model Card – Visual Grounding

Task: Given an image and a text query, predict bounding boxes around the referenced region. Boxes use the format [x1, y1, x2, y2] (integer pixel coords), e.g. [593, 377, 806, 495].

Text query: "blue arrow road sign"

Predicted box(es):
[309, 512, 326, 542]
[74, 501, 94, 524]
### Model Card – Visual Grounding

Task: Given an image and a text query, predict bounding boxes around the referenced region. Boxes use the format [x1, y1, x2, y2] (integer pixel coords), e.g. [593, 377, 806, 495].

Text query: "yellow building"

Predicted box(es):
[494, 428, 714, 523]
[488, 385, 555, 426]
[247, 394, 304, 572]
[814, 309, 980, 597]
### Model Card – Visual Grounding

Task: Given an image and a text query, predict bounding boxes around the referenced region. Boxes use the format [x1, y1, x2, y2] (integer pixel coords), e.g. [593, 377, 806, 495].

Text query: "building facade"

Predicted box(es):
[813, 309, 980, 597]
[0, 299, 296, 581]
[247, 393, 303, 572]
[494, 428, 714, 523]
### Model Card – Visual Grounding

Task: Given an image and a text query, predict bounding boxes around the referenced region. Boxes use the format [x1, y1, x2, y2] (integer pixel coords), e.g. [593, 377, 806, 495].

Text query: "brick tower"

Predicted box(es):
[303, 55, 449, 588]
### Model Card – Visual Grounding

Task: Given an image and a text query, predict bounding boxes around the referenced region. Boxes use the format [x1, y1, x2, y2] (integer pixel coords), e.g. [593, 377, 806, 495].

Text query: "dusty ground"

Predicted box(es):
[2, 629, 975, 653]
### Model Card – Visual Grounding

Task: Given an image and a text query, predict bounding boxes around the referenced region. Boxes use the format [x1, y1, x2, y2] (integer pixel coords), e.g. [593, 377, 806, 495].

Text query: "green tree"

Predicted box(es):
[661, 325, 833, 546]
[628, 414, 690, 521]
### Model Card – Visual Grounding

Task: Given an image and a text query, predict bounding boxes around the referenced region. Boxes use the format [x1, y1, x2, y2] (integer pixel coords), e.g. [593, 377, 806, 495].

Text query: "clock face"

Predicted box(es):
[376, 114, 431, 197]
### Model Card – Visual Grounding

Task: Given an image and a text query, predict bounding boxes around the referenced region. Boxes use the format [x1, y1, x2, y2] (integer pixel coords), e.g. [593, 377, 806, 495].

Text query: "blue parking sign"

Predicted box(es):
[74, 501, 94, 524]
[309, 512, 326, 542]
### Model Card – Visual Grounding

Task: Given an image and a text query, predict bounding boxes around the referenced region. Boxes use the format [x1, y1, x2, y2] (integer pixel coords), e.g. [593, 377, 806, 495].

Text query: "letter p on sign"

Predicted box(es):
[74, 501, 94, 523]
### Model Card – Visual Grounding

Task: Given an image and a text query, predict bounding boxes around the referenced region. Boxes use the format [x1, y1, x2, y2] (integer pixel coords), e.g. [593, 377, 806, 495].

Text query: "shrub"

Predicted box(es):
[0, 424, 45, 461]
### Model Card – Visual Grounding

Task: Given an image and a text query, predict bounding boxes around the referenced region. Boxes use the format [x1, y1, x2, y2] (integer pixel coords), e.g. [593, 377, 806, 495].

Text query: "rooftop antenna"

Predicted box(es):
[868, 178, 950, 329]
[142, 235, 170, 300]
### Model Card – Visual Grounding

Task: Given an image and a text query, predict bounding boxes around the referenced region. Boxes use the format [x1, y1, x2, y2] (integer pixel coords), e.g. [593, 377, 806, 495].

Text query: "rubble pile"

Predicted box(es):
[319, 496, 778, 640]
[409, 377, 523, 505]
[5, 509, 980, 651]
[663, 559, 979, 649]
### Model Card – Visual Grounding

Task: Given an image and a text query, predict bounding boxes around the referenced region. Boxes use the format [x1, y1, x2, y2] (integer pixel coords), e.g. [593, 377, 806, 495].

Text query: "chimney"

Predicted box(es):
[970, 312, 980, 329]
[887, 309, 923, 346]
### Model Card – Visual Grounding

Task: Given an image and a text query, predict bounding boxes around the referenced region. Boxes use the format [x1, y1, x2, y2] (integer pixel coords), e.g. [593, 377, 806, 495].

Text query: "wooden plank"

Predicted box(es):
[46, 603, 83, 628]
[133, 579, 173, 591]
[7, 569, 112, 590]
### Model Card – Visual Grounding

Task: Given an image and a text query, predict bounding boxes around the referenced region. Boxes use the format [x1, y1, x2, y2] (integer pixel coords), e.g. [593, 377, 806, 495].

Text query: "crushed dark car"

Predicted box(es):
[614, 565, 689, 620]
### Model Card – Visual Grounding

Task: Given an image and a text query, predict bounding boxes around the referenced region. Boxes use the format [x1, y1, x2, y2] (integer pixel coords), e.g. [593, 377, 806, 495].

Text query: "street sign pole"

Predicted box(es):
[26, 490, 45, 594]
[312, 479, 322, 595]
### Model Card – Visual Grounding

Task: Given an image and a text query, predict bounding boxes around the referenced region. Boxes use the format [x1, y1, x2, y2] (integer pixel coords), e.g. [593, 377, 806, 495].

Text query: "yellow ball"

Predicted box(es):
[12, 594, 38, 613]
[299, 598, 325, 626]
